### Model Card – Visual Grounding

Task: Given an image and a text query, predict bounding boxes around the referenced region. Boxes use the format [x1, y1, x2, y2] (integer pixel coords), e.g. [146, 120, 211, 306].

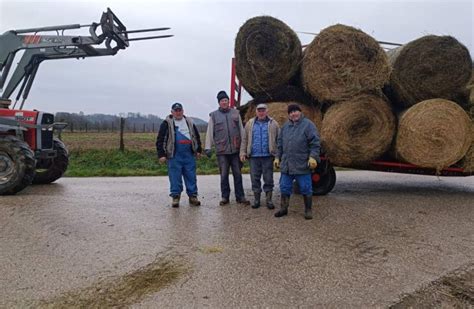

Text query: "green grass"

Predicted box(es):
[65, 149, 250, 177]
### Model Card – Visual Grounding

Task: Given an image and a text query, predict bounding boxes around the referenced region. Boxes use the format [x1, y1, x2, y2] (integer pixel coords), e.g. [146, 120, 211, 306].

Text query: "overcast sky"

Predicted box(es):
[0, 0, 472, 120]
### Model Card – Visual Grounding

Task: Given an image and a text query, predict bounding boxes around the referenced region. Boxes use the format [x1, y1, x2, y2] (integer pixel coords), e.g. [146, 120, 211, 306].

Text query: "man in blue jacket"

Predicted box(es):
[157, 103, 202, 207]
[240, 103, 280, 209]
[274, 104, 320, 220]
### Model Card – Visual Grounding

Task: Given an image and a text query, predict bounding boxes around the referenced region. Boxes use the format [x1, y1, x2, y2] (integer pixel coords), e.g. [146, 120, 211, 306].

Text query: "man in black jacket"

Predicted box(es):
[156, 103, 202, 207]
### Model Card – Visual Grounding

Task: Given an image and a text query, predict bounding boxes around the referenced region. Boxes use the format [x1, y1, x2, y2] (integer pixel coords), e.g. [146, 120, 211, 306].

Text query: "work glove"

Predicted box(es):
[273, 158, 280, 169]
[204, 149, 212, 158]
[308, 157, 318, 169]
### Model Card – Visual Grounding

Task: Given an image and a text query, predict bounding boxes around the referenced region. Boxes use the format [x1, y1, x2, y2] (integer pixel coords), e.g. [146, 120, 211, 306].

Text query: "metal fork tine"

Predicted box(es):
[125, 35, 173, 41]
[120, 27, 171, 34]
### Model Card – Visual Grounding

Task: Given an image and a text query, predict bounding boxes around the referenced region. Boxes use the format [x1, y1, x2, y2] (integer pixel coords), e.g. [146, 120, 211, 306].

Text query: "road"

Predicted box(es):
[0, 171, 473, 308]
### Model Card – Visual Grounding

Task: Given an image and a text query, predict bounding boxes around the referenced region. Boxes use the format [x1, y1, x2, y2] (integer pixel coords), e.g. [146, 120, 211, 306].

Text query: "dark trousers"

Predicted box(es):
[217, 153, 245, 200]
[249, 156, 274, 194]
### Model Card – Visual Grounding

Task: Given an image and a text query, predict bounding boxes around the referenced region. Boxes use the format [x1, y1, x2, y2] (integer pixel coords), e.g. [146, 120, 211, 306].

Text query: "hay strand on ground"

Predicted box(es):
[301, 24, 390, 103]
[320, 94, 396, 167]
[234, 16, 302, 96]
[395, 98, 472, 170]
[389, 35, 472, 107]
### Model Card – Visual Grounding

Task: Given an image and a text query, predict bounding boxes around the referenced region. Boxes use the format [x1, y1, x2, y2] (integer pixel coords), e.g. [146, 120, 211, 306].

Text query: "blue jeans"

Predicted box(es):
[217, 153, 245, 200]
[279, 173, 312, 196]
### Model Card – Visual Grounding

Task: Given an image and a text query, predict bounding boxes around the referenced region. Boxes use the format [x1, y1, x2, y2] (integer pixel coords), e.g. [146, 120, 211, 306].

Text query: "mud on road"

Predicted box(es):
[0, 171, 473, 307]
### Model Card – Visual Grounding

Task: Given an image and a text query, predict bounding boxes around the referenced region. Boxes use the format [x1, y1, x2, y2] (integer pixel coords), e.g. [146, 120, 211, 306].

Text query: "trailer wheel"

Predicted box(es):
[312, 166, 336, 196]
[0, 135, 36, 195]
[33, 138, 69, 184]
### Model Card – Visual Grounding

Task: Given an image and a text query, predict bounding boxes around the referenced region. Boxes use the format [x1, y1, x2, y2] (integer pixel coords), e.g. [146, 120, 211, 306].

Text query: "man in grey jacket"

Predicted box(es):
[240, 103, 279, 209]
[274, 103, 320, 220]
[205, 91, 250, 206]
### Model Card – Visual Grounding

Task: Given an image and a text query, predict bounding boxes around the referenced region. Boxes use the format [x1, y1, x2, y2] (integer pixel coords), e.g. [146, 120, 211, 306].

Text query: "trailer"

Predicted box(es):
[228, 58, 473, 196]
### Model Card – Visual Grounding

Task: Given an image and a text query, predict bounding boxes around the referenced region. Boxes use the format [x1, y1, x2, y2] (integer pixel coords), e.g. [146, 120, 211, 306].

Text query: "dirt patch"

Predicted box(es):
[390, 263, 474, 308]
[35, 253, 188, 308]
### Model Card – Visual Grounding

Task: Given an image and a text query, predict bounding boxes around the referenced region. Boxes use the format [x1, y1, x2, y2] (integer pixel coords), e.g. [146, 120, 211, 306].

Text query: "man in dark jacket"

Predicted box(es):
[156, 102, 202, 207]
[204, 91, 250, 206]
[274, 104, 320, 219]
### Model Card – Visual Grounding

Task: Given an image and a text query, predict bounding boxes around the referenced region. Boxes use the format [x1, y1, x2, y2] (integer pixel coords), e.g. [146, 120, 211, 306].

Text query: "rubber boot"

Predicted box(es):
[274, 195, 289, 217]
[266, 191, 274, 209]
[252, 192, 261, 209]
[303, 195, 313, 220]
[171, 195, 180, 208]
[189, 196, 201, 206]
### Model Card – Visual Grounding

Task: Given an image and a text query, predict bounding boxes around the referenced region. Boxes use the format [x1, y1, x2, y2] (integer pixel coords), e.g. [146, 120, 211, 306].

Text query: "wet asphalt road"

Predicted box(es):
[0, 171, 473, 308]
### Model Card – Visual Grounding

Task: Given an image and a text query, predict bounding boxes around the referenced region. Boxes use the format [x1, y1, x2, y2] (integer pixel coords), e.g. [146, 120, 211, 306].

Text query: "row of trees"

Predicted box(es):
[55, 112, 208, 133]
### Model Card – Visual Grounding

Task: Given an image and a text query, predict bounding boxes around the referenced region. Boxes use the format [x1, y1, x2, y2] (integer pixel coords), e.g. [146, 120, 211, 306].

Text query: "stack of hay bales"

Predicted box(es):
[388, 36, 473, 171]
[301, 24, 394, 167]
[234, 16, 473, 172]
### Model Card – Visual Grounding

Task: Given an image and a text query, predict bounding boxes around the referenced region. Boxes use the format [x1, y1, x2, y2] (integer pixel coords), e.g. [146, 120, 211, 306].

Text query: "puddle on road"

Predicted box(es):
[390, 263, 474, 308]
[36, 253, 188, 308]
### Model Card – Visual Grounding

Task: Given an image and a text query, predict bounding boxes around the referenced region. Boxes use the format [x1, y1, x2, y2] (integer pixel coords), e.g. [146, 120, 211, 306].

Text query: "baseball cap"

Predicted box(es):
[256, 103, 268, 110]
[171, 102, 183, 111]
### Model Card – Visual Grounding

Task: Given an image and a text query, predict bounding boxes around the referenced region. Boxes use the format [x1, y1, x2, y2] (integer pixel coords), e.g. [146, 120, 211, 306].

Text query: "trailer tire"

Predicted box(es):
[0, 135, 36, 195]
[312, 166, 336, 196]
[33, 138, 69, 184]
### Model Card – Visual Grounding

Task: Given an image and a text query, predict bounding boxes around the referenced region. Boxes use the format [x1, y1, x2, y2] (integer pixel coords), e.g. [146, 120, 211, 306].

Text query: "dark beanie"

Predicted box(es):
[217, 90, 229, 102]
[287, 104, 302, 114]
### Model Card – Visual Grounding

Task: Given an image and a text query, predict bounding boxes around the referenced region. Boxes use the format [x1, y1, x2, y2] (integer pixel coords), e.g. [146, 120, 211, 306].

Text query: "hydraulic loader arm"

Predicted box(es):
[0, 7, 172, 107]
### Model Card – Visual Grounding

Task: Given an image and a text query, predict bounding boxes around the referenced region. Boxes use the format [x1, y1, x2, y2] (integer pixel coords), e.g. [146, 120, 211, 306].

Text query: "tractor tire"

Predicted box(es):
[312, 166, 336, 196]
[32, 138, 69, 184]
[0, 135, 36, 195]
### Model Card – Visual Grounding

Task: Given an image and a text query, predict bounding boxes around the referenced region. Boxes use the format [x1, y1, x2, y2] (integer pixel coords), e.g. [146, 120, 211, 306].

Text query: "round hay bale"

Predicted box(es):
[389, 35, 472, 107]
[234, 16, 302, 96]
[301, 24, 390, 102]
[321, 95, 395, 167]
[460, 123, 474, 173]
[395, 99, 472, 170]
[244, 102, 322, 129]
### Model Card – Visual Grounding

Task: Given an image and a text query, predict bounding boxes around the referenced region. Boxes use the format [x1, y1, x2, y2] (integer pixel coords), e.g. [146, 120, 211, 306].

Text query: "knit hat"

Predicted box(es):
[287, 104, 302, 114]
[217, 90, 229, 102]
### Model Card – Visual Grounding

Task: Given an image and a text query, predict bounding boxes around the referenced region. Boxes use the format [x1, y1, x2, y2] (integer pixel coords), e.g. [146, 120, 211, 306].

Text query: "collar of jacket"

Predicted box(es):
[218, 107, 231, 113]
[289, 115, 305, 126]
[166, 114, 187, 121]
[254, 116, 271, 122]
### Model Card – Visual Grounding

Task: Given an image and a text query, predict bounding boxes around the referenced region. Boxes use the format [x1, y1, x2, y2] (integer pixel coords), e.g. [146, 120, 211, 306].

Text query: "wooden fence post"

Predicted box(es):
[119, 117, 125, 152]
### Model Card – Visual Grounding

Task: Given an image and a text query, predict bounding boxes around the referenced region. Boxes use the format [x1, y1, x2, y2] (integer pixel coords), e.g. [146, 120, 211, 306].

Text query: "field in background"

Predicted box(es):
[60, 132, 246, 177]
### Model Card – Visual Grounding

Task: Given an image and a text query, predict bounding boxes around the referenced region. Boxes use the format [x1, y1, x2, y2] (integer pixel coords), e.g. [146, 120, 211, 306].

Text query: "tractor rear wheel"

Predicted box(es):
[0, 135, 36, 195]
[33, 138, 69, 184]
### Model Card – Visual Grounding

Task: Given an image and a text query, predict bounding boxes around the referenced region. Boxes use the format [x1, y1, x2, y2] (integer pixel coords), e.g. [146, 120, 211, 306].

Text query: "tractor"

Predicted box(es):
[0, 8, 172, 195]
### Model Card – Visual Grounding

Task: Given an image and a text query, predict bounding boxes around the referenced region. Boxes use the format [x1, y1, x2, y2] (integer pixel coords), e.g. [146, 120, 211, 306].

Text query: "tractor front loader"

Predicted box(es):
[0, 8, 172, 195]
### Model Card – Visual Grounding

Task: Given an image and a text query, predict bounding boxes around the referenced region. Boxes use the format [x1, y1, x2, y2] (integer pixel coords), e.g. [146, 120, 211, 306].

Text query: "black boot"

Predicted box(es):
[303, 195, 313, 220]
[266, 191, 274, 209]
[252, 192, 261, 209]
[274, 195, 289, 217]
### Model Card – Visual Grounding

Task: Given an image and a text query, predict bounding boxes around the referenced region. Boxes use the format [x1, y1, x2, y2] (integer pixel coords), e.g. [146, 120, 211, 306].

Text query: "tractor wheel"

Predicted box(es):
[32, 138, 69, 184]
[312, 166, 336, 196]
[0, 135, 36, 195]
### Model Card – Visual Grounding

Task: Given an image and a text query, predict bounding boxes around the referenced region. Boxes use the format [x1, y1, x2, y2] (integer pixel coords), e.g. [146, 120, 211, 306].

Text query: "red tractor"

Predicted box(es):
[0, 8, 172, 195]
